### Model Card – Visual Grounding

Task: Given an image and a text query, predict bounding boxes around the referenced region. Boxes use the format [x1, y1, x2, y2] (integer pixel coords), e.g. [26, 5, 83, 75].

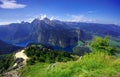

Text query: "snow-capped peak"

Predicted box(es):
[38, 14, 47, 20]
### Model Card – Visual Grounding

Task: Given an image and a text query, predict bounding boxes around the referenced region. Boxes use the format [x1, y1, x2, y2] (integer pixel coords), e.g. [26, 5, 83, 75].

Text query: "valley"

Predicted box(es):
[0, 0, 120, 76]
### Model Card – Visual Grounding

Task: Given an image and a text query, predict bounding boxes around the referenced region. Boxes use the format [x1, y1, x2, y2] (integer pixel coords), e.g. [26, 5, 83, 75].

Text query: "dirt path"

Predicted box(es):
[2, 49, 28, 77]
[13, 50, 28, 66]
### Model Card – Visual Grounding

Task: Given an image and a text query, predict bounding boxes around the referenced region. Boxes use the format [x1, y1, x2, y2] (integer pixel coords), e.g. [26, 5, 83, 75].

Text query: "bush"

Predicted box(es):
[90, 36, 118, 55]
[0, 54, 14, 73]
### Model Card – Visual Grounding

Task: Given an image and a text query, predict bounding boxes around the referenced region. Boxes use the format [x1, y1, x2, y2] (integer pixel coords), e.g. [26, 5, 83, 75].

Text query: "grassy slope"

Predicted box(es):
[21, 63, 49, 77]
[21, 52, 120, 77]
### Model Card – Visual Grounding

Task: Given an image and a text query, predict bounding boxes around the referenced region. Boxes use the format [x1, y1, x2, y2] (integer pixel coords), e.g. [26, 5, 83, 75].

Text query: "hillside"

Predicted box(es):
[0, 37, 120, 77]
[24, 44, 77, 64]
[19, 37, 120, 77]
[21, 52, 120, 77]
[0, 40, 22, 54]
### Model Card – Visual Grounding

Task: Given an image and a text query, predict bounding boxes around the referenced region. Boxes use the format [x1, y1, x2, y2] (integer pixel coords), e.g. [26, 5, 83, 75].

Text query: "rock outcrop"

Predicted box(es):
[2, 49, 28, 77]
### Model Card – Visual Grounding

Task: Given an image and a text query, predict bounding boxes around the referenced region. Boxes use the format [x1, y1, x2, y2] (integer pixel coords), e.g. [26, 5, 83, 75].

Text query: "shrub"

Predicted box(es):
[0, 54, 14, 73]
[90, 36, 118, 55]
[25, 44, 75, 65]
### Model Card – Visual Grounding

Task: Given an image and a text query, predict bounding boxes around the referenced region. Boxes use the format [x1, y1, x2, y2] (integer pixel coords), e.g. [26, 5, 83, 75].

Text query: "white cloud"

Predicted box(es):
[50, 16, 56, 20]
[67, 14, 97, 23]
[66, 14, 120, 25]
[0, 21, 15, 25]
[0, 0, 26, 9]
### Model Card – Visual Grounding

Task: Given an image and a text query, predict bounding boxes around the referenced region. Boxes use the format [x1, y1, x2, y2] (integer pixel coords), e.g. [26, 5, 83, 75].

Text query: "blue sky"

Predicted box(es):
[0, 0, 120, 25]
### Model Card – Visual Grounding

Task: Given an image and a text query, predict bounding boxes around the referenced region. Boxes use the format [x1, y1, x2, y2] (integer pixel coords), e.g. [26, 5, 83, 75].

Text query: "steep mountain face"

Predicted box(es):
[0, 17, 120, 49]
[28, 18, 91, 47]
[0, 22, 31, 42]
[0, 18, 91, 48]
[0, 40, 22, 54]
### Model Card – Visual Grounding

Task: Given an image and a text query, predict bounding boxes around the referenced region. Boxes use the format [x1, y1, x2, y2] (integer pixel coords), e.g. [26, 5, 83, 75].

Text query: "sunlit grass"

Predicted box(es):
[21, 52, 120, 77]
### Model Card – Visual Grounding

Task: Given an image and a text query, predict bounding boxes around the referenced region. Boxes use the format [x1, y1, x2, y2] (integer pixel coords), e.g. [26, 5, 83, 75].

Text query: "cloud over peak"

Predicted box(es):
[0, 0, 26, 9]
[66, 14, 97, 23]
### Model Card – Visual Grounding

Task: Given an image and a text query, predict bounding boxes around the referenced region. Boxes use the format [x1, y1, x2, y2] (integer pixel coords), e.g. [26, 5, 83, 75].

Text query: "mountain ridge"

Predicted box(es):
[0, 17, 120, 51]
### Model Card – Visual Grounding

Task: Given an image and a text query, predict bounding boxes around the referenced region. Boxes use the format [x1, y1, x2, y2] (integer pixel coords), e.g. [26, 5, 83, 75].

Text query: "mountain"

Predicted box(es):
[66, 22, 120, 37]
[0, 40, 22, 54]
[28, 18, 91, 48]
[0, 17, 120, 50]
[0, 18, 91, 48]
[0, 22, 31, 42]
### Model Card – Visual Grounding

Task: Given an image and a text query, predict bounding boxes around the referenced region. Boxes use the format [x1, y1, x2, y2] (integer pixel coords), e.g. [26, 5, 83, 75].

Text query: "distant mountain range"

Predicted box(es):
[0, 40, 22, 54]
[0, 17, 120, 52]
